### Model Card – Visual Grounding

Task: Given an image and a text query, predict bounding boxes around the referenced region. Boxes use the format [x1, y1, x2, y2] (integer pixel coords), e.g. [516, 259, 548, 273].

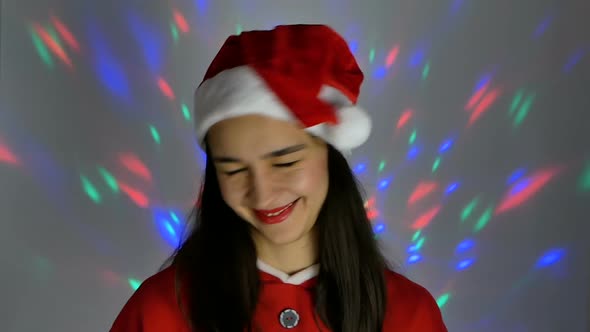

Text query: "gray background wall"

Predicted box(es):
[1, 0, 589, 331]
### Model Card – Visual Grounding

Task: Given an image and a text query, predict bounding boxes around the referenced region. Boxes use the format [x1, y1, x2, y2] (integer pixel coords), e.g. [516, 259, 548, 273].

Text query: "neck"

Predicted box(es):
[252, 228, 318, 275]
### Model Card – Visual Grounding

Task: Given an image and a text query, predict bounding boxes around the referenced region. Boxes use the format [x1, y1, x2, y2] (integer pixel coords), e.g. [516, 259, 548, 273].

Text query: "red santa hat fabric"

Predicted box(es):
[193, 24, 371, 152]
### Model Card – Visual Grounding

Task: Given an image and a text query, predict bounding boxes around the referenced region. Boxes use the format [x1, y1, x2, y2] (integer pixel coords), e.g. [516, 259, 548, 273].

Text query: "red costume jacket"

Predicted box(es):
[111, 261, 447, 331]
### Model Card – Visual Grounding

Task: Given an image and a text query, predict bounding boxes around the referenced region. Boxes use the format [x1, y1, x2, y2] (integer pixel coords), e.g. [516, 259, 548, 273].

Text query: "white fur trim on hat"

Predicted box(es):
[194, 66, 371, 152]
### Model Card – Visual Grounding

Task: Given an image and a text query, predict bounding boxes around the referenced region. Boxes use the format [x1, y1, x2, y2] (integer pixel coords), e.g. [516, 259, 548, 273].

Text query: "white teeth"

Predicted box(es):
[263, 201, 295, 217]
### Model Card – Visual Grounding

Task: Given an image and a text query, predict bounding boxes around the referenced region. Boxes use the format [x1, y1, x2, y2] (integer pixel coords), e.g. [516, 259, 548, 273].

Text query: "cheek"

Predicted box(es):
[217, 176, 245, 208]
[289, 159, 329, 199]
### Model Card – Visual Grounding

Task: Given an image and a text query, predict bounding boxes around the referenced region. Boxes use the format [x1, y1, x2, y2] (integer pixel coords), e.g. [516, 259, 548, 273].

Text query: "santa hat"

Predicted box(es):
[193, 24, 371, 153]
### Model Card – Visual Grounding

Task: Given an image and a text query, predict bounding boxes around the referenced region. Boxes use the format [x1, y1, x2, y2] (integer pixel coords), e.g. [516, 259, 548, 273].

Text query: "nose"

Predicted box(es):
[247, 167, 276, 208]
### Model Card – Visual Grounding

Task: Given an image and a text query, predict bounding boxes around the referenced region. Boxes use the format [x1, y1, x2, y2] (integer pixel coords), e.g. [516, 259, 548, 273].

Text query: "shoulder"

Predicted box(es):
[384, 269, 433, 301]
[110, 265, 190, 332]
[383, 269, 448, 331]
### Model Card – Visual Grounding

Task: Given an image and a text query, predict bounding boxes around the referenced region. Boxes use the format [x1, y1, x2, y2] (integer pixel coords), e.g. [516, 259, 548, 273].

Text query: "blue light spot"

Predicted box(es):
[373, 223, 385, 234]
[126, 12, 164, 74]
[456, 238, 475, 253]
[439, 138, 454, 153]
[407, 244, 419, 253]
[450, 0, 464, 15]
[507, 168, 527, 185]
[534, 14, 554, 39]
[194, 0, 209, 13]
[197, 144, 207, 165]
[348, 40, 359, 54]
[456, 258, 475, 271]
[510, 177, 531, 196]
[445, 182, 460, 195]
[374, 66, 387, 79]
[475, 73, 492, 92]
[354, 163, 367, 174]
[154, 209, 181, 247]
[378, 178, 391, 190]
[536, 248, 566, 268]
[407, 146, 420, 160]
[87, 22, 130, 101]
[409, 48, 425, 68]
[563, 47, 587, 73]
[408, 254, 422, 264]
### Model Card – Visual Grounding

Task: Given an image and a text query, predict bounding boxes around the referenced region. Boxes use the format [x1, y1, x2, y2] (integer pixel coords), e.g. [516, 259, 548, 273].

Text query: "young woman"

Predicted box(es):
[111, 24, 448, 332]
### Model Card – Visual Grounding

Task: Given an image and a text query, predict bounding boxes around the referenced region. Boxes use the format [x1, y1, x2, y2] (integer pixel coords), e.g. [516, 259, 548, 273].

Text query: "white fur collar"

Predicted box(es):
[256, 259, 320, 285]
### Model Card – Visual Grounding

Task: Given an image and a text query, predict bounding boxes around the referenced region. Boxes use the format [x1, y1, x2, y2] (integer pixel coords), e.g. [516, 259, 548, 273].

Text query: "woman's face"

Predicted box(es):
[206, 115, 329, 250]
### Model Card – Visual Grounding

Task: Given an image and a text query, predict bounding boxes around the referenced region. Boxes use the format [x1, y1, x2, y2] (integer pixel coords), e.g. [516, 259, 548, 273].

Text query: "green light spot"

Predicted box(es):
[436, 293, 451, 308]
[369, 48, 375, 63]
[165, 222, 176, 236]
[378, 160, 386, 172]
[171, 23, 179, 42]
[170, 211, 180, 223]
[150, 125, 161, 144]
[461, 198, 478, 222]
[578, 162, 590, 192]
[411, 230, 421, 242]
[236, 24, 243, 35]
[509, 89, 525, 115]
[409, 130, 417, 145]
[30, 28, 54, 68]
[415, 237, 425, 250]
[181, 103, 191, 121]
[422, 61, 430, 80]
[33, 255, 52, 274]
[513, 93, 536, 128]
[474, 206, 493, 233]
[81, 175, 101, 203]
[128, 278, 142, 291]
[432, 157, 441, 173]
[98, 167, 119, 193]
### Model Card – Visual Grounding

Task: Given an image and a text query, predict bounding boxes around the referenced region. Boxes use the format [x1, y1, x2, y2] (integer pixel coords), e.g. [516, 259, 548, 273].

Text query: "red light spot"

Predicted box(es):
[157, 77, 175, 100]
[465, 82, 489, 111]
[468, 89, 501, 126]
[50, 16, 80, 53]
[397, 109, 413, 130]
[366, 209, 380, 220]
[408, 181, 438, 205]
[0, 141, 20, 165]
[173, 9, 190, 33]
[119, 153, 152, 182]
[411, 205, 441, 230]
[386, 45, 400, 68]
[33, 23, 73, 68]
[365, 196, 376, 208]
[118, 182, 150, 208]
[365, 196, 379, 220]
[496, 167, 560, 214]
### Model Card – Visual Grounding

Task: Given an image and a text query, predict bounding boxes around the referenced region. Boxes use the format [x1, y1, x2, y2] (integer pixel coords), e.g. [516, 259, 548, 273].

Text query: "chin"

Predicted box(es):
[255, 218, 314, 248]
[264, 230, 307, 246]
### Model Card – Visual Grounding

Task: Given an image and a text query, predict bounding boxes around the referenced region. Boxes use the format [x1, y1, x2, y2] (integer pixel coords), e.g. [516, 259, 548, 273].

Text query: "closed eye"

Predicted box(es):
[224, 168, 246, 176]
[224, 161, 299, 176]
[274, 161, 299, 167]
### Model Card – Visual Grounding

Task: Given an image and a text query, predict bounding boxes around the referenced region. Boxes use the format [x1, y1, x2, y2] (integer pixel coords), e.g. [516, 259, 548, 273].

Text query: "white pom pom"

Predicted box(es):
[326, 105, 372, 150]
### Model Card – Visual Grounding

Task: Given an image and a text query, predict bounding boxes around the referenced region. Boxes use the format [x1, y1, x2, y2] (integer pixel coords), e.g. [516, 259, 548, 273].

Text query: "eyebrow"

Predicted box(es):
[212, 144, 307, 163]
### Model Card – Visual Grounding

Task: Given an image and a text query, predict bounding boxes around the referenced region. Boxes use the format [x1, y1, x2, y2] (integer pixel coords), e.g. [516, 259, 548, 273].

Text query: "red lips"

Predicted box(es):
[254, 199, 299, 225]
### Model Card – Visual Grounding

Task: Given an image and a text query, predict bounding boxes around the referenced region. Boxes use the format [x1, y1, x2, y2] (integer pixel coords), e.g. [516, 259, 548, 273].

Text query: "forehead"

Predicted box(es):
[206, 115, 310, 155]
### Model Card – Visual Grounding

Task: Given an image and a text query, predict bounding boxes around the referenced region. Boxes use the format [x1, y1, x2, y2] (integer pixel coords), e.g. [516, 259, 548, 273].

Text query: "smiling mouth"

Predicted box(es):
[253, 198, 300, 224]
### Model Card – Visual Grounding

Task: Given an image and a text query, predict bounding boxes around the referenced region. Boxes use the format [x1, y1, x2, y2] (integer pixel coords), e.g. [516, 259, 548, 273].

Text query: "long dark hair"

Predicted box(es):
[171, 143, 388, 331]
